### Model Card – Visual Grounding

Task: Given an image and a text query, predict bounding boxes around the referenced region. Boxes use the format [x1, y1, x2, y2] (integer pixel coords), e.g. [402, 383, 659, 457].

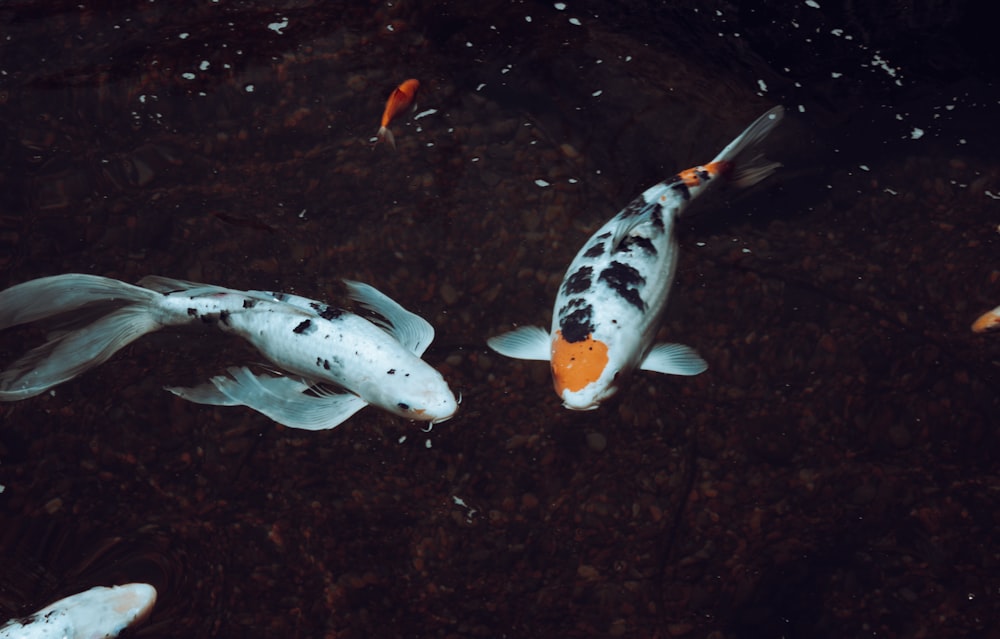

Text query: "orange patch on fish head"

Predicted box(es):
[678, 161, 734, 187]
[550, 331, 610, 396]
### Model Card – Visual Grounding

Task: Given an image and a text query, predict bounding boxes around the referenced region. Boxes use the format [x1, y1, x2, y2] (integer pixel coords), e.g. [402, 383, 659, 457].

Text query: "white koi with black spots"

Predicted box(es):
[0, 583, 156, 639]
[488, 106, 784, 410]
[0, 274, 458, 429]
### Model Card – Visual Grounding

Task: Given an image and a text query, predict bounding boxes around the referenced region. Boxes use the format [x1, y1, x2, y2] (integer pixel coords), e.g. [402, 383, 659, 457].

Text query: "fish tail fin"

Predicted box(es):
[376, 126, 396, 150]
[0, 274, 164, 400]
[712, 105, 784, 188]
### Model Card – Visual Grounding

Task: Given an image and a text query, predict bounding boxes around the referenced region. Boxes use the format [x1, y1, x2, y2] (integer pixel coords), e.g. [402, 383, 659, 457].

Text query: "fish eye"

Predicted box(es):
[397, 402, 410, 411]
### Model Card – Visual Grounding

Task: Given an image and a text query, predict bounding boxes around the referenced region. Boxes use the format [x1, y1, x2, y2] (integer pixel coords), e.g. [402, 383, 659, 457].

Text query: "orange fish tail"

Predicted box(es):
[377, 126, 396, 150]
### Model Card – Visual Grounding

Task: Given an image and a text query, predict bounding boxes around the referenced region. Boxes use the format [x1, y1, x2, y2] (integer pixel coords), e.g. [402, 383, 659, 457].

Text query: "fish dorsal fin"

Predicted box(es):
[343, 280, 434, 356]
[487, 325, 551, 361]
[639, 343, 708, 376]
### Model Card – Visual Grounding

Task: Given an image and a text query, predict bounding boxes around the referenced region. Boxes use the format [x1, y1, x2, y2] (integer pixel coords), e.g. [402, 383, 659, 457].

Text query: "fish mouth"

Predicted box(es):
[561, 400, 601, 411]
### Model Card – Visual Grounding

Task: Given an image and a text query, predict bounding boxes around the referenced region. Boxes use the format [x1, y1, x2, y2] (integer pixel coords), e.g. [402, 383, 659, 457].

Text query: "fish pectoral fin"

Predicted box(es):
[211, 366, 368, 431]
[640, 343, 708, 376]
[609, 215, 652, 252]
[487, 326, 551, 361]
[165, 382, 243, 406]
[343, 280, 435, 356]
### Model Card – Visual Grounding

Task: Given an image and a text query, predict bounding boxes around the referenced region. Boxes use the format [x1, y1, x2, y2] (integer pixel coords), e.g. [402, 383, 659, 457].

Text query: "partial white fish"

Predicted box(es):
[0, 275, 458, 430]
[488, 106, 784, 410]
[0, 583, 156, 639]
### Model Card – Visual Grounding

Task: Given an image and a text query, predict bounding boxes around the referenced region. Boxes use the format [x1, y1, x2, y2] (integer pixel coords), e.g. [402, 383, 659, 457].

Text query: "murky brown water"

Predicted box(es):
[1, 1, 998, 637]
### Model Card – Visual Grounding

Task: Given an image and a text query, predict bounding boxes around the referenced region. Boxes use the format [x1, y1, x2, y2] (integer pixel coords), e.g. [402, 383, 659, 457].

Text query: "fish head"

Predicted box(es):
[383, 368, 459, 424]
[550, 331, 621, 410]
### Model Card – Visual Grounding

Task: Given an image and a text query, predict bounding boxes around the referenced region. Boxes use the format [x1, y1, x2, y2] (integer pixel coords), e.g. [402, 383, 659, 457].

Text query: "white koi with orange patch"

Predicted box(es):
[488, 106, 784, 410]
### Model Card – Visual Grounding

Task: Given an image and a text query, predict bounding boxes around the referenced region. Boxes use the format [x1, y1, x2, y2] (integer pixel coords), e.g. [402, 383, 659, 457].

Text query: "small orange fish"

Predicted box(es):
[972, 305, 1000, 332]
[376, 78, 419, 149]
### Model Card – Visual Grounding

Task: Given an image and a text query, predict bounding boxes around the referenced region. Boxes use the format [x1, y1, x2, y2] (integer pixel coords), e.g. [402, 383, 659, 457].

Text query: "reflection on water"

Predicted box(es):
[1, 1, 999, 637]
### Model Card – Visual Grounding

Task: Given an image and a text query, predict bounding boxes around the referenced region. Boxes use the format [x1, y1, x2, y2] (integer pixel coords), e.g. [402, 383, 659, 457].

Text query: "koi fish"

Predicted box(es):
[972, 305, 1000, 332]
[376, 78, 419, 149]
[0, 274, 458, 430]
[0, 583, 156, 639]
[488, 106, 784, 410]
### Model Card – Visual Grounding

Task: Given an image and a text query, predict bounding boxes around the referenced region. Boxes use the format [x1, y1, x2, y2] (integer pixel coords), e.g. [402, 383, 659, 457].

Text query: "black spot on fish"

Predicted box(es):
[620, 196, 650, 218]
[584, 243, 605, 258]
[187, 308, 198, 318]
[293, 319, 313, 334]
[599, 261, 646, 311]
[596, 232, 612, 240]
[320, 307, 343, 320]
[242, 299, 256, 309]
[558, 297, 587, 318]
[387, 369, 396, 375]
[397, 402, 410, 410]
[219, 310, 231, 326]
[323, 359, 331, 370]
[616, 235, 657, 256]
[563, 266, 593, 295]
[696, 168, 711, 182]
[560, 305, 595, 343]
[652, 214, 665, 231]
[670, 180, 691, 201]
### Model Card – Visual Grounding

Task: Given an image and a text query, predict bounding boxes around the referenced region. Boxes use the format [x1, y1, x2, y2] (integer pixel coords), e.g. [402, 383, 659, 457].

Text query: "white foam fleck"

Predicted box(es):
[805, 0, 820, 7]
[525, 15, 532, 22]
[414, 108, 437, 120]
[569, 17, 581, 25]
[245, 84, 255, 92]
[199, 60, 210, 71]
[267, 18, 289, 34]
[554, 2, 566, 9]
[535, 179, 551, 187]
[831, 71, 843, 78]
[859, 164, 870, 171]
[910, 127, 924, 140]
[757, 79, 767, 92]
[592, 89, 602, 97]
[181, 72, 196, 80]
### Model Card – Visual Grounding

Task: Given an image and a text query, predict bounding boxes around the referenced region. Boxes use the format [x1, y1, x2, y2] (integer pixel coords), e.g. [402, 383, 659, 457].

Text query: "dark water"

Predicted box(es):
[1, 1, 998, 637]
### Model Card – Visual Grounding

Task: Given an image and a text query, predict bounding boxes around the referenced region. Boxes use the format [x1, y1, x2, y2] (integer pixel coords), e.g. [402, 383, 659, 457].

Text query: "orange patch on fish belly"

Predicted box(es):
[551, 331, 609, 394]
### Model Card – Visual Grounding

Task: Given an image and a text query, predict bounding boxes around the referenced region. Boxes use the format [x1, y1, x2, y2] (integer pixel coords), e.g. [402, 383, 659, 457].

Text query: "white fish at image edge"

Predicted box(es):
[0, 583, 156, 639]
[488, 106, 784, 410]
[0, 275, 458, 430]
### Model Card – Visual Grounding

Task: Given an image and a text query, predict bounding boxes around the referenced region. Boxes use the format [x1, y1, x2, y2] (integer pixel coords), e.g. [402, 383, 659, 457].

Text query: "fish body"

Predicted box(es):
[0, 583, 156, 639]
[376, 78, 419, 149]
[972, 305, 1000, 332]
[488, 106, 784, 409]
[0, 275, 457, 430]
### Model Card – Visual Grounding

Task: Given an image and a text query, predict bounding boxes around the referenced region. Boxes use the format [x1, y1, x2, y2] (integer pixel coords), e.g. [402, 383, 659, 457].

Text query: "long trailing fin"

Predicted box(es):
[711, 105, 784, 188]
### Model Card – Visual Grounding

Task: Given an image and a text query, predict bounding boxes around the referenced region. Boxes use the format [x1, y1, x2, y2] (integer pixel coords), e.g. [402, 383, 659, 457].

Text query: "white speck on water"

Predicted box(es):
[831, 71, 843, 78]
[805, 0, 820, 7]
[958, 138, 967, 144]
[181, 72, 196, 80]
[245, 84, 255, 92]
[798, 104, 806, 112]
[884, 188, 898, 196]
[466, 40, 474, 47]
[910, 127, 924, 139]
[695, 241, 707, 247]
[298, 209, 307, 219]
[414, 108, 437, 120]
[199, 60, 210, 71]
[386, 24, 394, 32]
[985, 190, 1000, 200]
[534, 179, 551, 187]
[757, 79, 767, 92]
[179, 32, 189, 39]
[525, 15, 532, 22]
[267, 18, 289, 34]
[425, 438, 432, 449]
[741, 248, 752, 254]
[568, 178, 578, 184]
[569, 17, 581, 25]
[859, 164, 870, 171]
[398, 435, 407, 443]
[831, 28, 844, 36]
[476, 83, 486, 91]
[624, 55, 632, 62]
[453, 496, 468, 507]
[554, 2, 566, 9]
[471, 157, 480, 162]
[592, 89, 602, 97]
